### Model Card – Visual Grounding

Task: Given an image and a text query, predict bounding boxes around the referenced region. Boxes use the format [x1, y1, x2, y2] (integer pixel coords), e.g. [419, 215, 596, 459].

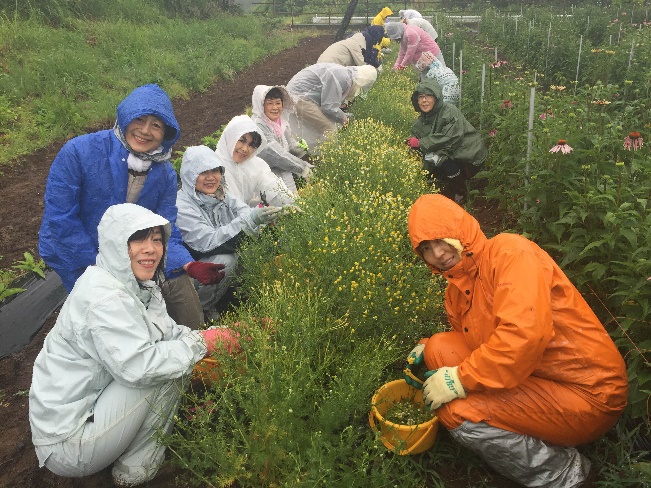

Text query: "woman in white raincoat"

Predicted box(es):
[215, 115, 294, 208]
[251, 85, 313, 193]
[29, 203, 240, 487]
[286, 63, 377, 150]
[177, 145, 281, 317]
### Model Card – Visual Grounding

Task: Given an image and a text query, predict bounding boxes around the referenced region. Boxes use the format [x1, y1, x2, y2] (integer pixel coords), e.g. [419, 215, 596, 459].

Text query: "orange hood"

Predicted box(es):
[408, 194, 486, 274]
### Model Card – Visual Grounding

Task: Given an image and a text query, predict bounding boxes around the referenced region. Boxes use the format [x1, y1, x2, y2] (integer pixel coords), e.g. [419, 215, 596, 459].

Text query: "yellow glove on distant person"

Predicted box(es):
[422, 366, 466, 411]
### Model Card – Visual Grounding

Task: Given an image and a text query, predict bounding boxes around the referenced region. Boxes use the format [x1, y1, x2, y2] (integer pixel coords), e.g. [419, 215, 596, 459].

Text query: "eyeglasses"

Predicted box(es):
[417, 94, 434, 101]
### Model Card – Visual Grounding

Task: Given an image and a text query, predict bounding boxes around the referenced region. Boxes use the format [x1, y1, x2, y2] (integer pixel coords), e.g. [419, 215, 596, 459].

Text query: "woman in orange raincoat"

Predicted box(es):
[405, 194, 628, 487]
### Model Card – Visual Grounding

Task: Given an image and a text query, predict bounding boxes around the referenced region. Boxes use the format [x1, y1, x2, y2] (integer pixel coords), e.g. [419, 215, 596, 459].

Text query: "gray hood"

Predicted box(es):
[180, 145, 226, 199]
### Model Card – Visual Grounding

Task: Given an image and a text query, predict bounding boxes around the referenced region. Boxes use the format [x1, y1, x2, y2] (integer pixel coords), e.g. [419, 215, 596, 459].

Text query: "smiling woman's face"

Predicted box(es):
[418, 239, 460, 271]
[232, 133, 257, 163]
[128, 227, 164, 281]
[125, 115, 166, 153]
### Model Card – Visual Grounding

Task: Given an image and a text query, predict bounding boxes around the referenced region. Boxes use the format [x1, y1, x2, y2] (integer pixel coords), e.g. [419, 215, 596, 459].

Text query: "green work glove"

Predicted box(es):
[403, 343, 426, 389]
[251, 206, 281, 226]
[422, 366, 466, 411]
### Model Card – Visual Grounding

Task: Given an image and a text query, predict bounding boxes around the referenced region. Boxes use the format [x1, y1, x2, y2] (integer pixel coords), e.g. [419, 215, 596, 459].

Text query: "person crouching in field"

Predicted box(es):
[29, 203, 240, 487]
[404, 194, 628, 487]
[407, 79, 487, 204]
[286, 63, 377, 150]
[251, 85, 313, 193]
[176, 145, 281, 320]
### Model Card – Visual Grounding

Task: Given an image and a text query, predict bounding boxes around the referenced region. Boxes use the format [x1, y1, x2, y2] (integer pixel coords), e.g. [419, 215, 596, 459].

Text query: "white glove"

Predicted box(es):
[251, 206, 281, 226]
[424, 153, 443, 167]
[422, 366, 466, 411]
[300, 164, 313, 180]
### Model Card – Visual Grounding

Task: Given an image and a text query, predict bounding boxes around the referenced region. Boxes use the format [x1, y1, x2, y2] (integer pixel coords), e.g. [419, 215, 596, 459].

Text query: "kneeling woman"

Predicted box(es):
[29, 203, 239, 487]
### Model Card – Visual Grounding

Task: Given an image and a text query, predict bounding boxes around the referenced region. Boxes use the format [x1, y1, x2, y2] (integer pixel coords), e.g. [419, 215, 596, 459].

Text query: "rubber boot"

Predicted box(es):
[449, 421, 591, 487]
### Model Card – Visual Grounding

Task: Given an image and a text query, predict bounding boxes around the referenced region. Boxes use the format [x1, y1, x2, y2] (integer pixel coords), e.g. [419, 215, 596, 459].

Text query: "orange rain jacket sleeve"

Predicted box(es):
[407, 194, 628, 415]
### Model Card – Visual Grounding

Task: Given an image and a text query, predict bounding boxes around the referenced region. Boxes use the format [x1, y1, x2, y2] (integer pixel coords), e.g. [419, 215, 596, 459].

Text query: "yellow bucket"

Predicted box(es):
[191, 358, 221, 386]
[369, 379, 439, 455]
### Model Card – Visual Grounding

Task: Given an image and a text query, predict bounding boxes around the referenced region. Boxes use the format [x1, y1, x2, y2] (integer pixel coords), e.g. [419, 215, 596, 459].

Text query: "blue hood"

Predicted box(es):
[116, 84, 181, 154]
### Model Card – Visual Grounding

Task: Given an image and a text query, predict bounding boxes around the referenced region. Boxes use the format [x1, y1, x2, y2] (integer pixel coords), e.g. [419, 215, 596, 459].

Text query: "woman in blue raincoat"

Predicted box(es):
[38, 84, 225, 328]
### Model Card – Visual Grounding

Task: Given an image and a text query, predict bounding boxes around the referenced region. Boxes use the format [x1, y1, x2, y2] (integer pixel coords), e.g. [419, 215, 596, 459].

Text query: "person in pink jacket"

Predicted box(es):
[385, 22, 445, 70]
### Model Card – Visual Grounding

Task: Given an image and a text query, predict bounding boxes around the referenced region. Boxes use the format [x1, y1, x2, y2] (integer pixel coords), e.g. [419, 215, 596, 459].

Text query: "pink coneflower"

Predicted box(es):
[461, 69, 467, 74]
[539, 110, 554, 119]
[489, 129, 497, 137]
[491, 60, 507, 68]
[623, 132, 644, 150]
[446, 32, 454, 38]
[549, 140, 573, 154]
[501, 99, 513, 110]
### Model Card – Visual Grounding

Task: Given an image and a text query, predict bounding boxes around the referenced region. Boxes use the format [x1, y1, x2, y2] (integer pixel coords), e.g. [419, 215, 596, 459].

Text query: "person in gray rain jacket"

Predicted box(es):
[177, 145, 281, 317]
[286, 63, 377, 150]
[317, 32, 367, 67]
[251, 85, 313, 193]
[407, 78, 487, 203]
[215, 115, 294, 208]
[29, 203, 241, 487]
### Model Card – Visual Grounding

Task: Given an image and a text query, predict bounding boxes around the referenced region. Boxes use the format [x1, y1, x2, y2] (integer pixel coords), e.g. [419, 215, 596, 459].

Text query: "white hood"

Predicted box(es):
[96, 203, 171, 291]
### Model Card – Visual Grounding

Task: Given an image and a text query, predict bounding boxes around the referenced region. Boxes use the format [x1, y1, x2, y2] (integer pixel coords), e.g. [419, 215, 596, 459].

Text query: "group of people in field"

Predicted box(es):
[28, 7, 628, 488]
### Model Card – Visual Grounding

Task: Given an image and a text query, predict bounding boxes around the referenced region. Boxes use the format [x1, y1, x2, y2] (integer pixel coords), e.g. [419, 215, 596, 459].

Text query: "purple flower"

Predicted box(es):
[623, 132, 644, 151]
[549, 140, 573, 154]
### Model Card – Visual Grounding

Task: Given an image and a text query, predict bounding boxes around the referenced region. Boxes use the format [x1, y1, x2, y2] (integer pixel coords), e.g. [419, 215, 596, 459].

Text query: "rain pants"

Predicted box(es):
[385, 23, 444, 68]
[251, 85, 310, 192]
[410, 79, 486, 199]
[30, 203, 207, 485]
[38, 84, 193, 292]
[286, 63, 376, 149]
[407, 194, 628, 486]
[317, 33, 366, 66]
[177, 145, 261, 311]
[214, 115, 293, 208]
[371, 6, 393, 26]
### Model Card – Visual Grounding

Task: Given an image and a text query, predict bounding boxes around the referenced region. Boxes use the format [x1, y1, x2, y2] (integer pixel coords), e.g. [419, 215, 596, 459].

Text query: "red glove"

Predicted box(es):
[186, 261, 226, 285]
[406, 137, 420, 148]
[199, 327, 241, 356]
[395, 65, 406, 71]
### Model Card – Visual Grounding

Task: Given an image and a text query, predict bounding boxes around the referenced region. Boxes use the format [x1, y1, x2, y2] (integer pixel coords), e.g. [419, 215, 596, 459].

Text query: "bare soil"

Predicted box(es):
[0, 32, 519, 487]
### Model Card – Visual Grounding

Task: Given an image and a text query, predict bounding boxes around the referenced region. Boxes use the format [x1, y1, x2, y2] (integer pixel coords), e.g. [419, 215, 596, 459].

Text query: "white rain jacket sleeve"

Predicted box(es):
[286, 63, 355, 125]
[251, 85, 309, 176]
[29, 204, 207, 446]
[215, 115, 294, 207]
[177, 145, 260, 256]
